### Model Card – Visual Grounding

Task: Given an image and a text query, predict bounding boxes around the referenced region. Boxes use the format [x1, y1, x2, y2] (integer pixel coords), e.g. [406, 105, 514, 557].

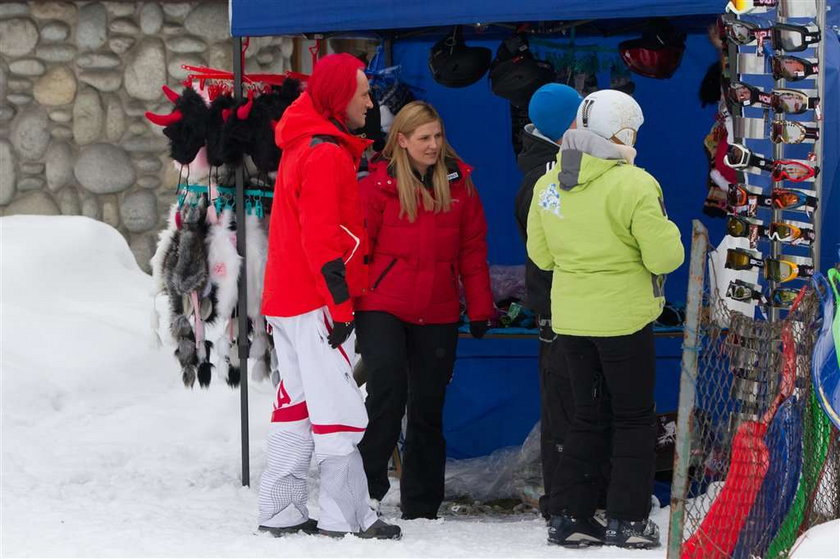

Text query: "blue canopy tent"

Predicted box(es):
[227, 1, 839, 468]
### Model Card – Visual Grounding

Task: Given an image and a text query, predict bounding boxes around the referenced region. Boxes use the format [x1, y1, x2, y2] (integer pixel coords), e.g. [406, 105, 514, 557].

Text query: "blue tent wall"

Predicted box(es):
[390, 32, 725, 303]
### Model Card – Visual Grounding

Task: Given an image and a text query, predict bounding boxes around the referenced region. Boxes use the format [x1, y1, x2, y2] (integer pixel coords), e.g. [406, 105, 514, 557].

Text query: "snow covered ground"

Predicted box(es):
[2, 215, 837, 558]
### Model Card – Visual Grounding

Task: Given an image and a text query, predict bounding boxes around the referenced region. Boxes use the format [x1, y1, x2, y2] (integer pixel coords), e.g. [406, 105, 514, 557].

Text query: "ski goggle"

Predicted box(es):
[726, 0, 777, 14]
[765, 258, 814, 282]
[726, 83, 819, 114]
[771, 160, 820, 182]
[771, 120, 820, 144]
[724, 20, 773, 46]
[770, 288, 799, 307]
[727, 81, 773, 108]
[772, 55, 819, 81]
[771, 88, 820, 115]
[772, 23, 821, 52]
[771, 188, 818, 210]
[728, 185, 818, 214]
[726, 248, 764, 271]
[725, 143, 773, 171]
[727, 215, 763, 239]
[727, 279, 764, 303]
[767, 221, 815, 244]
[727, 183, 765, 210]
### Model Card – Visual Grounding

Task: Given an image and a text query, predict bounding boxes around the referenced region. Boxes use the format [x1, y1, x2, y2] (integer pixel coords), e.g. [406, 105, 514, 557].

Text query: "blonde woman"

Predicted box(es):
[355, 101, 493, 520]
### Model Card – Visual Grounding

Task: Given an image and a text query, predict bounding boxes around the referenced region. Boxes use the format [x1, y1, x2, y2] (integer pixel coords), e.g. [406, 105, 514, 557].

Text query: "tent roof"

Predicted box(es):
[229, 0, 725, 37]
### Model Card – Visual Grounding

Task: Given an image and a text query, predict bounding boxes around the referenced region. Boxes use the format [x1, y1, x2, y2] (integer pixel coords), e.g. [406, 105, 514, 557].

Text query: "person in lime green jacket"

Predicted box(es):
[527, 90, 684, 550]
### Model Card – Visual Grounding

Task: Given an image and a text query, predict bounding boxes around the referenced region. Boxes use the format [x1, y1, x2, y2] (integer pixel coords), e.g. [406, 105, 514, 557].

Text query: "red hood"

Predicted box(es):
[275, 92, 371, 160]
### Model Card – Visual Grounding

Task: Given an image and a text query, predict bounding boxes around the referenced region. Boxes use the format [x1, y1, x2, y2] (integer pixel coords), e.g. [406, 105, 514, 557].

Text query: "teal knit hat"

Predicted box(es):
[528, 83, 582, 142]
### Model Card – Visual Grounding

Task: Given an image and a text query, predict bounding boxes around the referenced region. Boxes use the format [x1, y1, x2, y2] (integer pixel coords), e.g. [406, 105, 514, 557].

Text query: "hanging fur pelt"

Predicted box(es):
[245, 213, 273, 383]
[150, 203, 180, 348]
[160, 197, 217, 388]
[206, 207, 242, 386]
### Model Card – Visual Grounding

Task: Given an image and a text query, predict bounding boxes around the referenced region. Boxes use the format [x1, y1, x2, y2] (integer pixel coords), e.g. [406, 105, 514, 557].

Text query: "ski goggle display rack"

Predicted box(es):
[721, 0, 825, 316]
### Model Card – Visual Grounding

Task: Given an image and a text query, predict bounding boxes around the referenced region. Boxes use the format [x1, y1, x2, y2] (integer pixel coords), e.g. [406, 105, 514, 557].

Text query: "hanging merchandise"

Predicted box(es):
[145, 86, 211, 166]
[618, 18, 686, 79]
[428, 26, 492, 88]
[150, 186, 276, 389]
[219, 78, 302, 174]
[144, 59, 297, 388]
[771, 54, 819, 80]
[489, 33, 555, 108]
[205, 207, 242, 386]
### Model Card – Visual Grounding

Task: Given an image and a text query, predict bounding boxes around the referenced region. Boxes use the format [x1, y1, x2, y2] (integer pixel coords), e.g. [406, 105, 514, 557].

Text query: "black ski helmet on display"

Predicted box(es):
[618, 19, 686, 80]
[429, 26, 492, 88]
[489, 34, 555, 108]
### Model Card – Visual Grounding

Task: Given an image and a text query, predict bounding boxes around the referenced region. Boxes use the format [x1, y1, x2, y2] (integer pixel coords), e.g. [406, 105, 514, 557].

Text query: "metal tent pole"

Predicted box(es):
[232, 35, 251, 487]
[813, 0, 826, 270]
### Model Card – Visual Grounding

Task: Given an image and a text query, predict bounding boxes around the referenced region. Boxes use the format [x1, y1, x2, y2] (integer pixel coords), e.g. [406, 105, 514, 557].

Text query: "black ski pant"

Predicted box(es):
[549, 323, 656, 521]
[355, 311, 459, 519]
[537, 336, 575, 518]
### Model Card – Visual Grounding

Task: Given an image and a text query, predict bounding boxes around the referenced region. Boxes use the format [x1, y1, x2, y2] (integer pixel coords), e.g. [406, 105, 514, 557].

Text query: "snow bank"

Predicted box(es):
[2, 216, 830, 558]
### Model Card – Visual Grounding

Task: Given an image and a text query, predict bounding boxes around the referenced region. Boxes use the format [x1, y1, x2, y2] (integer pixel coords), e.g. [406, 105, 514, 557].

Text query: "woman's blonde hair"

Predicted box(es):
[382, 101, 472, 222]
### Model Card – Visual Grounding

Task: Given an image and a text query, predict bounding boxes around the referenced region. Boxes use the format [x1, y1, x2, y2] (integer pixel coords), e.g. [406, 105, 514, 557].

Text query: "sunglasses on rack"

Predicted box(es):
[764, 258, 814, 282]
[772, 55, 819, 81]
[726, 248, 764, 271]
[726, 0, 777, 14]
[771, 120, 820, 144]
[726, 279, 765, 303]
[772, 22, 821, 52]
[771, 160, 820, 182]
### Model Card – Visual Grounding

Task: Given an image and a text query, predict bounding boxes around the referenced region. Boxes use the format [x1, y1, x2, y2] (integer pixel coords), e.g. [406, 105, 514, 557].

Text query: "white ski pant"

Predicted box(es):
[258, 307, 377, 533]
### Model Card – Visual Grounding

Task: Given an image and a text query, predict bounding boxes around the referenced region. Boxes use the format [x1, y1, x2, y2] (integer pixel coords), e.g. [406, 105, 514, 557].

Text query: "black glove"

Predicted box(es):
[328, 320, 355, 348]
[537, 317, 557, 343]
[469, 320, 490, 339]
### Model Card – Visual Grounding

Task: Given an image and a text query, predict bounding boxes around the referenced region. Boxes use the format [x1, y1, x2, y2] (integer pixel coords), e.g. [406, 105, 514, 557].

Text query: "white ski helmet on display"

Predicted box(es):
[576, 89, 644, 147]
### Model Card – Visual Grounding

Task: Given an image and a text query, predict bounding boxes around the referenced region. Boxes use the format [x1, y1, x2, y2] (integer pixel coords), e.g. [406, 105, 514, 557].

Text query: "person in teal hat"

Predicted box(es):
[514, 83, 584, 520]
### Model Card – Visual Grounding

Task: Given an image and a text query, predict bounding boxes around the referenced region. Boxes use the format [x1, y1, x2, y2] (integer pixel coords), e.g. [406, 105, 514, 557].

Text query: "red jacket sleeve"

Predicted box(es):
[298, 143, 355, 322]
[458, 171, 494, 322]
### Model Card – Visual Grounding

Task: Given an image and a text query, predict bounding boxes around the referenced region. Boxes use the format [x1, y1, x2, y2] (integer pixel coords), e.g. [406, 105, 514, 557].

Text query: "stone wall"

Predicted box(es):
[0, 1, 294, 272]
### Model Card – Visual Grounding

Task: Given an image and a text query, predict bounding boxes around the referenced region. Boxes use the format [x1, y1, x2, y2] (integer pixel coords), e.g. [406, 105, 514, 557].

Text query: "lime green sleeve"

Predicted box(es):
[526, 183, 554, 271]
[631, 182, 685, 275]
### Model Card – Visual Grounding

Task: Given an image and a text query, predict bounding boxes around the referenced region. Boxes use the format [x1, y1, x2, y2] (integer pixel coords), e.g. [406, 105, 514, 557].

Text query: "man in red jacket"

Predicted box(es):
[258, 53, 400, 540]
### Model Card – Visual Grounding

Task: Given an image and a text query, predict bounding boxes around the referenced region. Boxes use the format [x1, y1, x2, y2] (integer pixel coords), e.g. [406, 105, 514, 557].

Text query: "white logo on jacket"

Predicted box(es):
[538, 183, 563, 218]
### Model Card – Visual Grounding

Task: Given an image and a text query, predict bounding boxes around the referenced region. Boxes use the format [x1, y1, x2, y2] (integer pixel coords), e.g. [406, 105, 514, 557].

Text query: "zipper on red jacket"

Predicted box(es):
[372, 258, 398, 290]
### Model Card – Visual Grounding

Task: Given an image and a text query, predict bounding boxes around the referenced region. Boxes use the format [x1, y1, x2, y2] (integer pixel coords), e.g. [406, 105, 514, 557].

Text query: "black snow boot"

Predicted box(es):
[604, 517, 660, 549]
[258, 518, 319, 537]
[319, 518, 402, 540]
[357, 518, 402, 540]
[547, 514, 605, 547]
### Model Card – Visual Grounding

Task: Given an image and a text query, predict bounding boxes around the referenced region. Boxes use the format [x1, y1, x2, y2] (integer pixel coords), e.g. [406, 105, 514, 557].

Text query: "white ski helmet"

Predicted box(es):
[576, 89, 644, 147]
